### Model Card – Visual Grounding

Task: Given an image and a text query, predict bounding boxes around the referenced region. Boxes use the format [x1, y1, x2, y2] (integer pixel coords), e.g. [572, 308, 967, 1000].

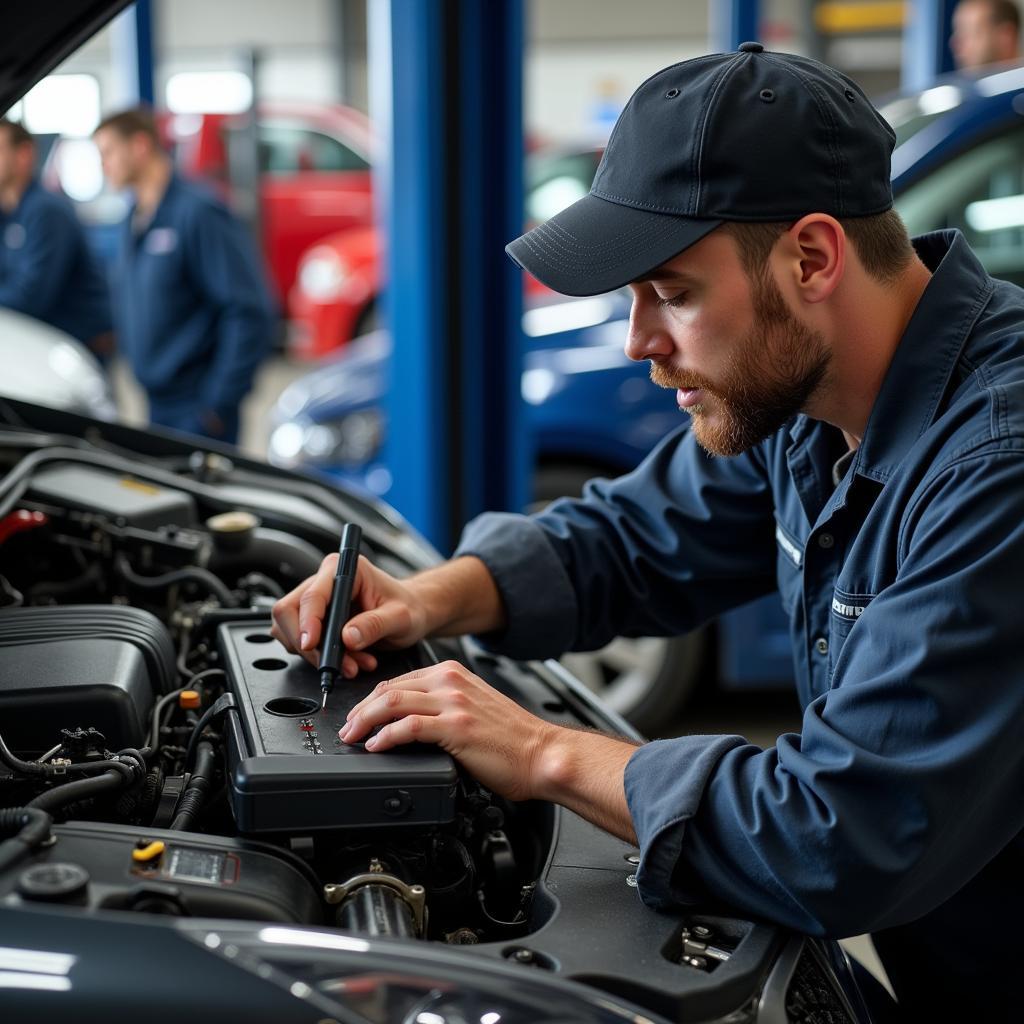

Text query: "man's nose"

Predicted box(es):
[625, 289, 675, 363]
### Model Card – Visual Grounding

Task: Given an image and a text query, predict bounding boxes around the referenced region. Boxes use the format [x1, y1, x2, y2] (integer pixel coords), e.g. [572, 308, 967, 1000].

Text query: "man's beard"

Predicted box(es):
[649, 272, 831, 456]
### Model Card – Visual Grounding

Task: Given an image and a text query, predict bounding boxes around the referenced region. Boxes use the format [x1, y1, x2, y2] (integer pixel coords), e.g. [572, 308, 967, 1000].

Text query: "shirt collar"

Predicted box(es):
[852, 230, 994, 482]
[129, 171, 180, 233]
[785, 232, 993, 482]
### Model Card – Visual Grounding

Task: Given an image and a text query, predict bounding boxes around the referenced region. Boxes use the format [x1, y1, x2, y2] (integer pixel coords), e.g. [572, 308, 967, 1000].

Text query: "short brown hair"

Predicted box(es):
[968, 0, 1022, 31]
[0, 119, 33, 148]
[94, 107, 161, 146]
[722, 210, 915, 286]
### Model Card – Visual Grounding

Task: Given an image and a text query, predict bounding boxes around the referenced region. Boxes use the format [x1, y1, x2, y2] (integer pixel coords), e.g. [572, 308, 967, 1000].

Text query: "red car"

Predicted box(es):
[287, 146, 603, 359]
[165, 102, 376, 315]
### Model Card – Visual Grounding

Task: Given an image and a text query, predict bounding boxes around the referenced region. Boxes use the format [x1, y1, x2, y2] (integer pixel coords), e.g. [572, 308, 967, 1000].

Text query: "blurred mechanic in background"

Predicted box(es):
[0, 119, 113, 363]
[93, 108, 273, 444]
[951, 0, 1020, 69]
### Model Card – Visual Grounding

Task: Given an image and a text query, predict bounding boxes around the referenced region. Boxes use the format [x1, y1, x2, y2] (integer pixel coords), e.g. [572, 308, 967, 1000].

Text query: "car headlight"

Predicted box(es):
[297, 247, 349, 302]
[46, 340, 117, 420]
[269, 410, 383, 469]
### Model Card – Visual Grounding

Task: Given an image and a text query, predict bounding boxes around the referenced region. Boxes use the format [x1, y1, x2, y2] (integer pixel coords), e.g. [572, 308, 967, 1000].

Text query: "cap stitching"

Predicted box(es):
[691, 56, 745, 214]
[590, 185, 717, 217]
[521, 221, 688, 272]
[545, 214, 674, 251]
[596, 52, 724, 191]
[762, 54, 844, 214]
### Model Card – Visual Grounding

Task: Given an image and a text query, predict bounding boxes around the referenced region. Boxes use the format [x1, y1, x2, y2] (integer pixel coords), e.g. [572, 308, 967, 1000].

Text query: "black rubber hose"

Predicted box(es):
[170, 741, 216, 831]
[0, 807, 53, 873]
[27, 768, 127, 814]
[0, 730, 47, 777]
[115, 554, 238, 608]
[183, 692, 235, 772]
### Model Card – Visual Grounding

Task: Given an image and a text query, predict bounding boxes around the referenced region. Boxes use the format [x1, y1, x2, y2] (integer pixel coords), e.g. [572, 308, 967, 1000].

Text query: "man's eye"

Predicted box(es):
[656, 292, 688, 308]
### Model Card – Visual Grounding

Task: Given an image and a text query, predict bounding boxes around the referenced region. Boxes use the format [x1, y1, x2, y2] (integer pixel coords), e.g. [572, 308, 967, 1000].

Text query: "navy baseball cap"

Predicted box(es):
[507, 43, 897, 296]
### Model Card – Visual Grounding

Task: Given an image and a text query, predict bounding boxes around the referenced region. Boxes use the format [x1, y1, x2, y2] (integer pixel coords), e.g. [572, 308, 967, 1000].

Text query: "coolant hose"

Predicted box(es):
[170, 741, 217, 831]
[0, 807, 53, 873]
[27, 768, 127, 814]
[115, 554, 238, 608]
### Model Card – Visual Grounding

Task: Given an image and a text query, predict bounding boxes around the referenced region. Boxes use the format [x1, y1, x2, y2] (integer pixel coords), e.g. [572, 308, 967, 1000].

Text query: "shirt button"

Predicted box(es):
[815, 637, 829, 655]
[818, 533, 834, 549]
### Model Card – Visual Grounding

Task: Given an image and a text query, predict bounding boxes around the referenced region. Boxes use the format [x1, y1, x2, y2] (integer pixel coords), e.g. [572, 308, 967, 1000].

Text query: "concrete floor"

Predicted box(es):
[114, 354, 892, 996]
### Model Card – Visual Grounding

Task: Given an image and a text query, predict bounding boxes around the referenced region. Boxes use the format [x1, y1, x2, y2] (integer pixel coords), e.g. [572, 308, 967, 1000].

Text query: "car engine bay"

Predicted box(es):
[0, 409, 866, 1024]
[0, 434, 558, 946]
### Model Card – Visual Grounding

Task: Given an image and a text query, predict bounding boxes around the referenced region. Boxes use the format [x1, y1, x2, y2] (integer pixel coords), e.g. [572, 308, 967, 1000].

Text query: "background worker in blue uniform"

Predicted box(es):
[272, 46, 1024, 1018]
[0, 119, 113, 363]
[93, 108, 273, 444]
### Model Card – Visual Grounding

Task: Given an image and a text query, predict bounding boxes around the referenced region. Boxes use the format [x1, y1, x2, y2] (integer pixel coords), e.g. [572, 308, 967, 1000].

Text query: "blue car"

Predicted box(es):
[269, 63, 1024, 731]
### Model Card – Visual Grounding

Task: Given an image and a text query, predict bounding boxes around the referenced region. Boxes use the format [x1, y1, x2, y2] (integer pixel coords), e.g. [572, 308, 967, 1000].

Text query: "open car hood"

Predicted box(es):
[0, 0, 132, 113]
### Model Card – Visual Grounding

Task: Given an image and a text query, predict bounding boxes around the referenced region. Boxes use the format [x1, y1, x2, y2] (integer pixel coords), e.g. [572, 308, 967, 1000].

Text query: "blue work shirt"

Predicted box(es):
[457, 231, 1024, 1016]
[0, 179, 111, 345]
[111, 173, 273, 421]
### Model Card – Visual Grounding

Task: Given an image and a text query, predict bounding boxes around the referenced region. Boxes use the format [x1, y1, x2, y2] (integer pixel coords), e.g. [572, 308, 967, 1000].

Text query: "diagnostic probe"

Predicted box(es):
[318, 522, 363, 709]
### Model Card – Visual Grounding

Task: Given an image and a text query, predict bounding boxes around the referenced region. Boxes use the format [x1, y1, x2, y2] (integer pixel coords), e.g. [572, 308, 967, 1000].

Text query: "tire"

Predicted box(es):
[530, 462, 707, 736]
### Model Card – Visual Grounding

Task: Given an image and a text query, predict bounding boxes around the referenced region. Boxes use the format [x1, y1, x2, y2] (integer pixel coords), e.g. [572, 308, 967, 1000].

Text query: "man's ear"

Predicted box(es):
[779, 213, 845, 305]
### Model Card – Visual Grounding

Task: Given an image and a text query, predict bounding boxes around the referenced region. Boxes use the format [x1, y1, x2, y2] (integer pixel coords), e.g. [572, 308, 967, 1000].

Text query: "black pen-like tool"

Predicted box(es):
[318, 522, 363, 709]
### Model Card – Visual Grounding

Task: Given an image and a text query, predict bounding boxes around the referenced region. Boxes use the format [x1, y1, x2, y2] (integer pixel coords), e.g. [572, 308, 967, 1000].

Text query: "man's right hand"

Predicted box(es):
[270, 554, 506, 679]
[271, 554, 430, 677]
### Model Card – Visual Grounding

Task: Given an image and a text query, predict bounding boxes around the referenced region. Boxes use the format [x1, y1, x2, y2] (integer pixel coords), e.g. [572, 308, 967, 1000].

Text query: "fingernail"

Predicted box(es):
[346, 626, 362, 646]
[364, 736, 377, 750]
[339, 722, 351, 741]
[299, 631, 309, 649]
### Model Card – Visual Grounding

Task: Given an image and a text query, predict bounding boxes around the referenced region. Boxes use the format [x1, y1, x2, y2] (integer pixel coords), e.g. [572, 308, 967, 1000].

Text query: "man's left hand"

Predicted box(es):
[339, 660, 640, 844]
[340, 660, 555, 802]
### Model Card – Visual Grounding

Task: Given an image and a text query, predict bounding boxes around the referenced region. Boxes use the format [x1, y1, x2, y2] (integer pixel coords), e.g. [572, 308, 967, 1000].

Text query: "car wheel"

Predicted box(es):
[531, 462, 707, 735]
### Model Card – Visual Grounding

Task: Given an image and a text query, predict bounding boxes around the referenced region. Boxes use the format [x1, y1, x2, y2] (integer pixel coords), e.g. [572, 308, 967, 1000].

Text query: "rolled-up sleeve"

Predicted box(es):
[626, 448, 1024, 938]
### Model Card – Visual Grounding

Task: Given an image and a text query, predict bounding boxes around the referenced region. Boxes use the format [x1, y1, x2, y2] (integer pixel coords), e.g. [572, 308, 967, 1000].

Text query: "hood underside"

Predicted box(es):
[0, 1, 132, 114]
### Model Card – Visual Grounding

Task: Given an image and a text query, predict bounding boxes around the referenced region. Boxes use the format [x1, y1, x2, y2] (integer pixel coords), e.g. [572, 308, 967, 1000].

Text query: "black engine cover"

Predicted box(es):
[218, 622, 457, 834]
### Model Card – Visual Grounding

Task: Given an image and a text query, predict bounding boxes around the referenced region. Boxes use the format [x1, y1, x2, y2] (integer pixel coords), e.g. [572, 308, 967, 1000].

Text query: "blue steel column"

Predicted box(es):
[370, 0, 525, 552]
[455, 1, 527, 535]
[902, 0, 957, 90]
[709, 0, 760, 52]
[110, 0, 155, 106]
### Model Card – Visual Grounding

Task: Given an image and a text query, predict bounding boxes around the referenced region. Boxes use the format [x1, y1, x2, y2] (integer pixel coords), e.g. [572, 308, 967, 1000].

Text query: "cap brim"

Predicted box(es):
[506, 193, 721, 296]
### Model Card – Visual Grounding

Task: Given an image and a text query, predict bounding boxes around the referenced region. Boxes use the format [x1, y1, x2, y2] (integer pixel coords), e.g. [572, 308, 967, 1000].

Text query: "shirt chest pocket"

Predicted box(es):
[774, 518, 805, 615]
[829, 586, 875, 676]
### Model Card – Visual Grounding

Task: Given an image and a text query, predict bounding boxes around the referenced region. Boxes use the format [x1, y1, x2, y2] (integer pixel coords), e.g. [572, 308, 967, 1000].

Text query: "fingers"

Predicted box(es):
[340, 688, 443, 746]
[362, 715, 442, 752]
[343, 599, 415, 652]
[344, 662, 460, 722]
[296, 553, 341, 650]
[341, 650, 377, 679]
[271, 554, 337, 657]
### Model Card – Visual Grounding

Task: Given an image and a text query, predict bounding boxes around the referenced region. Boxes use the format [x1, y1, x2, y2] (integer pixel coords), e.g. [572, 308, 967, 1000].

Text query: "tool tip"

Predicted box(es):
[321, 690, 328, 710]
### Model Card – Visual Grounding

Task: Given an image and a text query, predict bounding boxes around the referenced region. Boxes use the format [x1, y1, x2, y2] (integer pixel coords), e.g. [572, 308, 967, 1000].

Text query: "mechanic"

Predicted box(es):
[93, 108, 274, 443]
[951, 0, 1020, 69]
[272, 46, 1024, 1018]
[0, 119, 113, 362]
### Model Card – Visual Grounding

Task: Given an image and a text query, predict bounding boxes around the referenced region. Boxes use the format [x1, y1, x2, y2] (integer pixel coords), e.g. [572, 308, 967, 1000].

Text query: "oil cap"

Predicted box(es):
[18, 862, 89, 902]
[132, 840, 167, 864]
